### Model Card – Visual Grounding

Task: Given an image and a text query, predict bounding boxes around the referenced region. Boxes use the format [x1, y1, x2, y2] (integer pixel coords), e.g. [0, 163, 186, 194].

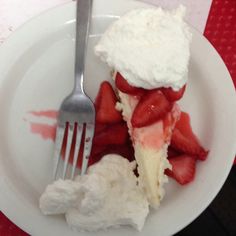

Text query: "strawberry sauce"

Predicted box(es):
[26, 110, 58, 141]
[30, 122, 56, 141]
[29, 110, 58, 119]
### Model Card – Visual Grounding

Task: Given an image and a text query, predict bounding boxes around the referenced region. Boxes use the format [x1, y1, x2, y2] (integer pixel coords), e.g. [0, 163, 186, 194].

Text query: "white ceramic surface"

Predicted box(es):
[0, 0, 212, 43]
[0, 1, 235, 236]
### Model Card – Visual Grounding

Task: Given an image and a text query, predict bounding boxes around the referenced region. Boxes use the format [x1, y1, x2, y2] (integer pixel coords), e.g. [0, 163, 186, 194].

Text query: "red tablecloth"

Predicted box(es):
[0, 0, 235, 235]
[204, 0, 236, 88]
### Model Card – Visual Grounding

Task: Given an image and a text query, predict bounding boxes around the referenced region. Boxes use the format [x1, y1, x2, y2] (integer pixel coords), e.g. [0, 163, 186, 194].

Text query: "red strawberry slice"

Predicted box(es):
[167, 146, 180, 159]
[161, 85, 186, 102]
[131, 89, 173, 128]
[95, 81, 122, 124]
[175, 111, 196, 138]
[115, 72, 145, 96]
[93, 122, 129, 146]
[105, 142, 135, 162]
[165, 155, 196, 185]
[95, 123, 107, 134]
[88, 143, 135, 166]
[171, 112, 209, 160]
[171, 129, 208, 160]
[88, 145, 107, 166]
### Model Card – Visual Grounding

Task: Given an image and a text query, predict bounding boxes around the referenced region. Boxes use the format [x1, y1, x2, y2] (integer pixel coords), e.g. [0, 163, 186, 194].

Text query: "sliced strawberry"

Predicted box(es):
[161, 85, 186, 102]
[105, 142, 135, 162]
[165, 155, 196, 185]
[167, 146, 181, 159]
[115, 72, 145, 96]
[93, 122, 129, 146]
[171, 129, 208, 160]
[95, 81, 122, 124]
[171, 112, 209, 160]
[175, 111, 195, 138]
[95, 123, 107, 134]
[88, 145, 107, 166]
[131, 90, 173, 128]
[88, 143, 135, 166]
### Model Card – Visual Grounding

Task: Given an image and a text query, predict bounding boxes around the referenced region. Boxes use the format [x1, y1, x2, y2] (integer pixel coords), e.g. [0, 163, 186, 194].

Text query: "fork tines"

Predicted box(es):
[53, 122, 94, 180]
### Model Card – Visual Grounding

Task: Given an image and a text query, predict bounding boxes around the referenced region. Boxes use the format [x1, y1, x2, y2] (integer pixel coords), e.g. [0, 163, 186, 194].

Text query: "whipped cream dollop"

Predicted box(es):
[40, 155, 149, 231]
[95, 5, 192, 90]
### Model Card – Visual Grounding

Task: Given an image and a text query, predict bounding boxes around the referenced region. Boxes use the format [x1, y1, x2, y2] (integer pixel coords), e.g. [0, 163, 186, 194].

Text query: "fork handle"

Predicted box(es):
[74, 0, 93, 93]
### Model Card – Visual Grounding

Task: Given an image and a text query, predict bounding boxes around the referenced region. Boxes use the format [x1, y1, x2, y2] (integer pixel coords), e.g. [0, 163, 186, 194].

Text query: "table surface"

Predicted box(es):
[0, 0, 235, 235]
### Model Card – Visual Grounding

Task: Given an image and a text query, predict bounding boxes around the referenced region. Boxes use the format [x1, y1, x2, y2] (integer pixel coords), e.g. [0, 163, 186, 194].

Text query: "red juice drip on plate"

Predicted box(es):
[30, 122, 56, 141]
[29, 110, 58, 119]
[26, 109, 58, 141]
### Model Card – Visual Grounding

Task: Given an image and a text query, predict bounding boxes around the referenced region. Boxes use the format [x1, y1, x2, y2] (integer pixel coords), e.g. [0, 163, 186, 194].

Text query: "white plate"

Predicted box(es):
[0, 0, 235, 235]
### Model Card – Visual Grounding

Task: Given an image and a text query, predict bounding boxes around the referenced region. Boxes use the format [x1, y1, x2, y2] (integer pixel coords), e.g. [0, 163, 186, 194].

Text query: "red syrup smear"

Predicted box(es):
[30, 122, 56, 141]
[29, 110, 58, 119]
[27, 110, 58, 141]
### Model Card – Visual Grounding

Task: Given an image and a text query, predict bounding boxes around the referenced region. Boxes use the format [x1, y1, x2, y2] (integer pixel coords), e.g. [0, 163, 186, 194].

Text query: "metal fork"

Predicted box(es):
[53, 0, 95, 180]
